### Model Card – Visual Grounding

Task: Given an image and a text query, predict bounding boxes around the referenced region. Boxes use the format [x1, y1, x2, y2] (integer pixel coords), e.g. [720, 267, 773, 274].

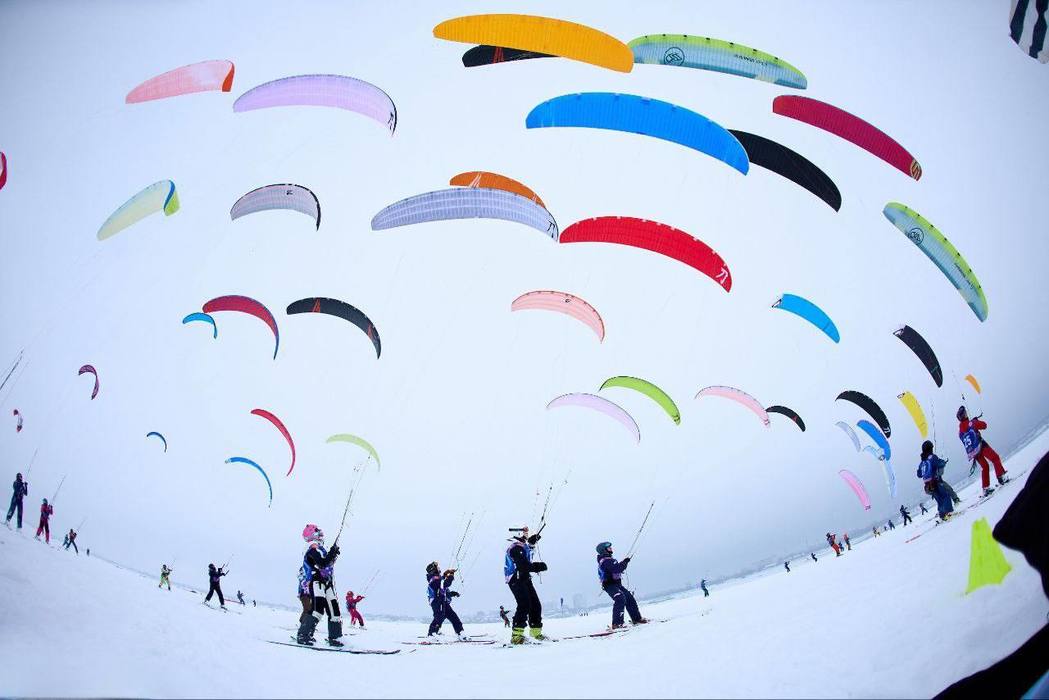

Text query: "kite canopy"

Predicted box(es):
[182, 312, 218, 338]
[449, 171, 546, 208]
[146, 431, 168, 452]
[766, 405, 805, 431]
[251, 409, 296, 477]
[0, 152, 7, 191]
[326, 434, 381, 471]
[893, 325, 942, 387]
[233, 74, 397, 134]
[202, 295, 279, 359]
[511, 291, 605, 341]
[231, 184, 321, 230]
[371, 188, 558, 238]
[434, 14, 633, 72]
[286, 297, 381, 359]
[600, 376, 680, 425]
[695, 386, 770, 427]
[628, 34, 807, 88]
[462, 45, 553, 66]
[13, 409, 22, 433]
[125, 60, 235, 103]
[898, 392, 928, 439]
[97, 181, 180, 240]
[772, 294, 839, 342]
[839, 469, 871, 510]
[857, 420, 892, 463]
[546, 393, 640, 443]
[560, 217, 732, 292]
[78, 365, 99, 400]
[964, 374, 982, 394]
[728, 131, 840, 211]
[883, 203, 988, 322]
[835, 421, 861, 451]
[1010, 1, 1049, 63]
[836, 390, 891, 438]
[226, 457, 272, 507]
[773, 95, 922, 180]
[527, 93, 749, 174]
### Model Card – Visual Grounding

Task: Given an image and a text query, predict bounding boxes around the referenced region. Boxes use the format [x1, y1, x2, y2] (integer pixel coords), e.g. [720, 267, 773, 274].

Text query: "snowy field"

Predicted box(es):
[3, 430, 1047, 699]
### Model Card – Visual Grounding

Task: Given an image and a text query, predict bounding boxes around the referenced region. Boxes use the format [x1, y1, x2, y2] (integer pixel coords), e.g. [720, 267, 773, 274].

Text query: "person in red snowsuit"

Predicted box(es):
[35, 498, 53, 543]
[957, 406, 1007, 494]
[344, 590, 365, 628]
[826, 532, 840, 556]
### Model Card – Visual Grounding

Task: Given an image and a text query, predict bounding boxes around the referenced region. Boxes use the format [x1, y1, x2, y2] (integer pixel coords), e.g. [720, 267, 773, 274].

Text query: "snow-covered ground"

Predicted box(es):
[3, 430, 1048, 698]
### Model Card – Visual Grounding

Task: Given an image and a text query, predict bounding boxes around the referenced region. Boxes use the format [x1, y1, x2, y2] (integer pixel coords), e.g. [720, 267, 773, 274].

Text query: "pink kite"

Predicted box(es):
[511, 291, 605, 341]
[78, 365, 99, 400]
[126, 60, 235, 104]
[694, 386, 769, 426]
[202, 295, 279, 359]
[251, 409, 296, 477]
[838, 469, 871, 510]
[547, 393, 640, 443]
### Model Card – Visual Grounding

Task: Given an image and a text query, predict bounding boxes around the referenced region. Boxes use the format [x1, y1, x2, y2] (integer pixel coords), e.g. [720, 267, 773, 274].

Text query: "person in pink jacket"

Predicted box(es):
[35, 498, 53, 543]
[345, 590, 366, 628]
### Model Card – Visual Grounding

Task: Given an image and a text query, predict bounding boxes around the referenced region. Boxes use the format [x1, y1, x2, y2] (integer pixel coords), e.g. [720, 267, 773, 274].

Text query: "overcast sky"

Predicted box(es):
[2, 0, 1048, 616]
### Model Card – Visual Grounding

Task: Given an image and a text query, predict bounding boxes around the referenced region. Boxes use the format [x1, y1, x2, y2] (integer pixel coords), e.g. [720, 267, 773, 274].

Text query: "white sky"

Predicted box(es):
[2, 0, 1048, 616]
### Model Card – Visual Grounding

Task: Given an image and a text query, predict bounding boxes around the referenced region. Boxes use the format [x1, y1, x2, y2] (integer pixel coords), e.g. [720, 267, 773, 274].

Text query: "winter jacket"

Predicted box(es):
[39, 503, 52, 521]
[918, 454, 948, 482]
[345, 594, 363, 608]
[11, 478, 27, 502]
[959, 418, 987, 459]
[303, 543, 338, 584]
[504, 540, 544, 582]
[597, 555, 630, 588]
[208, 565, 226, 584]
[426, 572, 455, 603]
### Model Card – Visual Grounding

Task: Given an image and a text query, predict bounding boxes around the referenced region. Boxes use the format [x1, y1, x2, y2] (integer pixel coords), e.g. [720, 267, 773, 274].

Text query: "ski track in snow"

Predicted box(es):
[3, 430, 1049, 698]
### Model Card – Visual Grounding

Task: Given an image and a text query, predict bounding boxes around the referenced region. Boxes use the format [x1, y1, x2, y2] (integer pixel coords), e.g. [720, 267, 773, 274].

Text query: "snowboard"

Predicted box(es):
[268, 639, 400, 655]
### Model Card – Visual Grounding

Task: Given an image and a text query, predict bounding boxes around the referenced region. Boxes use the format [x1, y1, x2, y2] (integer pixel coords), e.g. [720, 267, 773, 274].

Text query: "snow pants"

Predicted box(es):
[702, 587, 709, 597]
[65, 539, 78, 554]
[603, 583, 643, 626]
[830, 542, 840, 556]
[349, 609, 365, 626]
[428, 599, 462, 635]
[6, 495, 23, 528]
[309, 579, 342, 624]
[508, 576, 542, 629]
[902, 513, 913, 525]
[975, 443, 1006, 489]
[942, 480, 961, 503]
[205, 581, 225, 605]
[932, 482, 954, 519]
[36, 518, 49, 543]
[160, 574, 171, 590]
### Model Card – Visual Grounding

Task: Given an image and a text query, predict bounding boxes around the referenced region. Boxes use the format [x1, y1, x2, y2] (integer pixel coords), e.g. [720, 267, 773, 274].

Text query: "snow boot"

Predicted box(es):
[297, 615, 319, 645]
[511, 627, 526, 645]
[998, 475, 1009, 486]
[631, 618, 650, 625]
[327, 620, 344, 647]
[529, 626, 550, 641]
[982, 487, 995, 498]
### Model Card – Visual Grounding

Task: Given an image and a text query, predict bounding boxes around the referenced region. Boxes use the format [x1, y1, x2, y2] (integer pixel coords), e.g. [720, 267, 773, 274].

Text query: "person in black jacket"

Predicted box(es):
[5, 473, 28, 529]
[425, 561, 464, 639]
[298, 523, 343, 646]
[204, 564, 227, 609]
[595, 542, 647, 629]
[504, 525, 548, 644]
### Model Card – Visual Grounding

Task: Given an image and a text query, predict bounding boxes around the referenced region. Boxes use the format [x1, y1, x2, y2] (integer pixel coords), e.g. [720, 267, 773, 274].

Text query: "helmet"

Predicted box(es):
[921, 440, 934, 457]
[596, 541, 612, 556]
[42, 498, 47, 504]
[426, 561, 440, 576]
[956, 405, 967, 420]
[302, 524, 324, 542]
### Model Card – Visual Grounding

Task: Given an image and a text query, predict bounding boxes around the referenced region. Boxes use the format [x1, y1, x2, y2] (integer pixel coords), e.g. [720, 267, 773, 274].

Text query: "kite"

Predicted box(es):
[449, 171, 546, 208]
[695, 386, 770, 426]
[628, 34, 807, 88]
[772, 294, 839, 342]
[893, 325, 942, 387]
[146, 431, 168, 452]
[231, 184, 321, 230]
[728, 130, 839, 210]
[546, 393, 640, 443]
[285, 297, 381, 359]
[835, 421, 861, 451]
[226, 457, 272, 507]
[78, 365, 99, 400]
[600, 376, 680, 425]
[898, 391, 928, 439]
[234, 74, 397, 134]
[836, 391, 890, 438]
[326, 434, 381, 471]
[97, 181, 179, 240]
[511, 291, 604, 341]
[766, 405, 805, 431]
[182, 312, 218, 339]
[125, 60, 234, 103]
[371, 188, 558, 238]
[251, 409, 296, 477]
[839, 469, 871, 510]
[202, 295, 279, 359]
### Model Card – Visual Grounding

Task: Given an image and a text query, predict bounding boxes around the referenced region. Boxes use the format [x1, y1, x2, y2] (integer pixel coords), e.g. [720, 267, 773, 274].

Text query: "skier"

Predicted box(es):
[505, 525, 548, 644]
[426, 561, 464, 639]
[700, 579, 709, 597]
[917, 440, 955, 521]
[900, 505, 913, 526]
[499, 605, 511, 627]
[237, 590, 245, 605]
[35, 498, 53, 543]
[297, 524, 344, 647]
[872, 526, 880, 538]
[5, 473, 28, 529]
[64, 528, 78, 554]
[843, 533, 851, 551]
[345, 590, 365, 628]
[159, 564, 173, 590]
[810, 553, 817, 562]
[887, 520, 895, 530]
[595, 542, 647, 629]
[826, 532, 840, 556]
[204, 563, 228, 609]
[919, 502, 929, 515]
[784, 561, 791, 572]
[957, 406, 1008, 497]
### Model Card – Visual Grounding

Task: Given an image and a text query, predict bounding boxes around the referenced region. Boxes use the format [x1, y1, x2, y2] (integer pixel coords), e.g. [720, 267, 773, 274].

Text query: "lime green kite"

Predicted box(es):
[326, 434, 381, 471]
[599, 376, 680, 425]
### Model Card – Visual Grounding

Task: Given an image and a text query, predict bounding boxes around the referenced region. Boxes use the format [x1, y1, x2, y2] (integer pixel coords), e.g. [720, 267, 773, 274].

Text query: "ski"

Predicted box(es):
[402, 639, 495, 646]
[268, 640, 400, 655]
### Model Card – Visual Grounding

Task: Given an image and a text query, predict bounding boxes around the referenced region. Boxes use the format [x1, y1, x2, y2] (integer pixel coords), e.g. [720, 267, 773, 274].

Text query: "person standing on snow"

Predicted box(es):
[35, 498, 53, 543]
[297, 524, 344, 647]
[344, 590, 365, 628]
[237, 590, 245, 605]
[900, 505, 913, 526]
[920, 502, 929, 515]
[5, 472, 28, 529]
[917, 440, 955, 522]
[887, 520, 895, 530]
[700, 579, 710, 597]
[505, 525, 548, 644]
[159, 564, 173, 590]
[872, 526, 881, 538]
[499, 605, 511, 627]
[826, 532, 840, 556]
[957, 406, 1009, 497]
[843, 533, 851, 551]
[595, 542, 648, 629]
[204, 563, 228, 609]
[784, 561, 791, 572]
[64, 528, 78, 554]
[810, 553, 817, 562]
[426, 561, 465, 639]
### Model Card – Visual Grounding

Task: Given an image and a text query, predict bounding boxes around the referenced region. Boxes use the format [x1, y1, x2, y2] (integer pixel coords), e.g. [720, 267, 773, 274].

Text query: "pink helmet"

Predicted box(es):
[302, 524, 324, 542]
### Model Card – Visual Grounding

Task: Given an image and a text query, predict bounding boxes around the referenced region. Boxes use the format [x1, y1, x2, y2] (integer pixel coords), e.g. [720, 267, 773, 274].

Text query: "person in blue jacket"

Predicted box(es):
[505, 525, 548, 644]
[426, 561, 464, 639]
[917, 440, 955, 521]
[596, 542, 647, 629]
[5, 472, 28, 529]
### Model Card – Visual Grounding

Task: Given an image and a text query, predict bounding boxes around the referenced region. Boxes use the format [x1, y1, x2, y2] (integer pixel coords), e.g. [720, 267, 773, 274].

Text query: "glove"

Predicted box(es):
[449, 591, 460, 597]
[622, 557, 631, 565]
[532, 561, 548, 573]
[527, 533, 542, 545]
[329, 544, 341, 558]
